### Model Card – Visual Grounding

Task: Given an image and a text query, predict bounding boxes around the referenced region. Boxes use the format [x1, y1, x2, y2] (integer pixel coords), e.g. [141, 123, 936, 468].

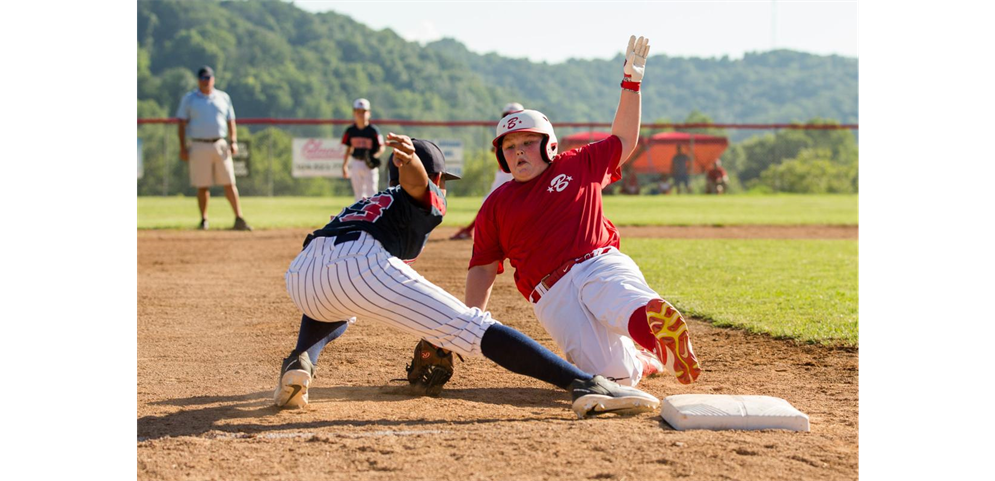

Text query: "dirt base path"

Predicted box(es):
[138, 226, 858, 480]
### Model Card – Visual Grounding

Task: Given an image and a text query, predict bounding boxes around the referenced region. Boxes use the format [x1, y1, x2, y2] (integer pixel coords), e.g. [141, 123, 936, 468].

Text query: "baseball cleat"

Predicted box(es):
[233, 217, 253, 231]
[569, 375, 660, 419]
[646, 299, 701, 385]
[274, 351, 315, 409]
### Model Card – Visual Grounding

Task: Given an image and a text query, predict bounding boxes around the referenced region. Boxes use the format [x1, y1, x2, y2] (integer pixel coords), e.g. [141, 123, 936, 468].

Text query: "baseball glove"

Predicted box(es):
[364, 155, 382, 169]
[405, 339, 458, 396]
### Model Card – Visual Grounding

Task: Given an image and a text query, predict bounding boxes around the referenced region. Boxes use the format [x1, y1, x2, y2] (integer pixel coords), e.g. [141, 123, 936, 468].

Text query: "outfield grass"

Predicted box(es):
[604, 194, 857, 226]
[138, 194, 858, 229]
[625, 238, 858, 346]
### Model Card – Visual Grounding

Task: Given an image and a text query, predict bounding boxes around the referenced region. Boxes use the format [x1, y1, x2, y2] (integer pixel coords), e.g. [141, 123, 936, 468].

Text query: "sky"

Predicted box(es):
[293, 0, 858, 63]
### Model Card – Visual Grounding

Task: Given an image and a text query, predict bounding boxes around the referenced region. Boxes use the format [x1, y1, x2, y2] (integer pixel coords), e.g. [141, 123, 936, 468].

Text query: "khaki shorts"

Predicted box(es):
[189, 140, 236, 188]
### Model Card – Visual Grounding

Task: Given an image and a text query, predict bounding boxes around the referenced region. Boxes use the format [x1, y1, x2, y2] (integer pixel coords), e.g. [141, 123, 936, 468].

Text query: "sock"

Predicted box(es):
[293, 314, 349, 365]
[480, 324, 592, 390]
[627, 303, 658, 353]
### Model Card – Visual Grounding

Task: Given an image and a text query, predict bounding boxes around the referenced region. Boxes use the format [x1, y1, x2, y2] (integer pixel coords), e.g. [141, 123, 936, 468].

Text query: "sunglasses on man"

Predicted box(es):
[199, 76, 213, 81]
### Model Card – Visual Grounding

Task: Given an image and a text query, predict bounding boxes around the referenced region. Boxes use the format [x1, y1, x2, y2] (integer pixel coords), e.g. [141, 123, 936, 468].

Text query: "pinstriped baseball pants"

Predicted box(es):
[285, 231, 498, 357]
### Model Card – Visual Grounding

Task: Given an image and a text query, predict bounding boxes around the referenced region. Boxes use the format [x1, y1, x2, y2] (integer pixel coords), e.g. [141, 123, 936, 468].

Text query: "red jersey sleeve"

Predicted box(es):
[578, 135, 624, 186]
[340, 130, 351, 145]
[468, 195, 505, 274]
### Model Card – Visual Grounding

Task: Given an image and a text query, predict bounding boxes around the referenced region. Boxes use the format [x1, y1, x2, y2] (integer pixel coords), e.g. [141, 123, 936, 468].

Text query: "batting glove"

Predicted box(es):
[623, 35, 651, 83]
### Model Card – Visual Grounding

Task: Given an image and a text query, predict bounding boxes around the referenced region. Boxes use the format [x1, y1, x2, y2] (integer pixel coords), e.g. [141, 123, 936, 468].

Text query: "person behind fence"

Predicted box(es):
[621, 164, 641, 194]
[706, 158, 729, 194]
[341, 98, 385, 201]
[670, 144, 692, 194]
[176, 65, 251, 231]
[652, 173, 673, 195]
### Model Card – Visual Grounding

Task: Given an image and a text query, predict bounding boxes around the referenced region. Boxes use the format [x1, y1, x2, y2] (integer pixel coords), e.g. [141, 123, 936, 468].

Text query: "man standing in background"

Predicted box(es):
[176, 66, 252, 231]
[670, 144, 692, 194]
[341, 98, 385, 200]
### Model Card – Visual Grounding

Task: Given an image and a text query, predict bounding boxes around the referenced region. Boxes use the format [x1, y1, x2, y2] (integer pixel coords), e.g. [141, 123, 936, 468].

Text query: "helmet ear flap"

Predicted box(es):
[540, 137, 558, 163]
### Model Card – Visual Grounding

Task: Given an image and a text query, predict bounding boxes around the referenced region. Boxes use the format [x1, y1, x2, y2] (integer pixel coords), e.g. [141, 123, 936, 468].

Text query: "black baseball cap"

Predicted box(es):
[197, 66, 214, 78]
[388, 139, 461, 184]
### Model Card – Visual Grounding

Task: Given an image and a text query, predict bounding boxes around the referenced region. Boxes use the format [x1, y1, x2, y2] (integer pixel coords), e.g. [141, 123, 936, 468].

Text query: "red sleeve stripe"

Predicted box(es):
[429, 190, 446, 215]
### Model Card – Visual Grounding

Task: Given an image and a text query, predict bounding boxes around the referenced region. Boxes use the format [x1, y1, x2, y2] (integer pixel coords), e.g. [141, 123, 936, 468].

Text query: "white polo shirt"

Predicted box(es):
[176, 89, 236, 140]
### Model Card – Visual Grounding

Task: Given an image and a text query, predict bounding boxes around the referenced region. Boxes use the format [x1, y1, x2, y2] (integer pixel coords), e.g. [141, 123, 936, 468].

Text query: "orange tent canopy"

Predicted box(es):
[629, 132, 729, 174]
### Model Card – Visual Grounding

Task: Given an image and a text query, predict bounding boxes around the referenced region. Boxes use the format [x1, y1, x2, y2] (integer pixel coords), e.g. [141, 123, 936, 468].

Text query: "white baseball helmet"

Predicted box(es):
[492, 109, 558, 173]
[353, 98, 370, 110]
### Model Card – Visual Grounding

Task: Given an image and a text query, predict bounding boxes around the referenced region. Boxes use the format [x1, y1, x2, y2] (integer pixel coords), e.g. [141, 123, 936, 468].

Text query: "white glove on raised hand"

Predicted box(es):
[623, 35, 651, 82]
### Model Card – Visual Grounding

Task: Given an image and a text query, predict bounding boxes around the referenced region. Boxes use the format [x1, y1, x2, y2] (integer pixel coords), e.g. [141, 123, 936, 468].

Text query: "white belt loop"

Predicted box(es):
[308, 236, 325, 256]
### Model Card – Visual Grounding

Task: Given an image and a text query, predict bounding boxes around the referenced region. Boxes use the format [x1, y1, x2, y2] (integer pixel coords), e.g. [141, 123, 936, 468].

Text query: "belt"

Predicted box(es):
[191, 138, 222, 143]
[301, 231, 361, 250]
[529, 247, 612, 304]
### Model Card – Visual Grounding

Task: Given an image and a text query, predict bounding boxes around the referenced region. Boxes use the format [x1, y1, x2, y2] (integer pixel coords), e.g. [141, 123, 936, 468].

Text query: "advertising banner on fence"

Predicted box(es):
[293, 138, 459, 178]
[233, 140, 250, 177]
[292, 138, 347, 178]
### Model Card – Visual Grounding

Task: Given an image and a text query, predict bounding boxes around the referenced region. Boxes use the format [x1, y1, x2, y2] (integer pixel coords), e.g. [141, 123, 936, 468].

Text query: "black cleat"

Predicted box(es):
[569, 375, 660, 419]
[273, 351, 315, 408]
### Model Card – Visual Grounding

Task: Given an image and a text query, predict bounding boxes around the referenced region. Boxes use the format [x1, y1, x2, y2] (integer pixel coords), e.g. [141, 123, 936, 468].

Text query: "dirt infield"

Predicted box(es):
[138, 226, 858, 480]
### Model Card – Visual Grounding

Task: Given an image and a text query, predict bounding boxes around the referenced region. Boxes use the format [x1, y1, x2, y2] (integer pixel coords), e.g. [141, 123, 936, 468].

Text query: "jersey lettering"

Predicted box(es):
[548, 174, 573, 193]
[350, 137, 374, 149]
[339, 194, 394, 222]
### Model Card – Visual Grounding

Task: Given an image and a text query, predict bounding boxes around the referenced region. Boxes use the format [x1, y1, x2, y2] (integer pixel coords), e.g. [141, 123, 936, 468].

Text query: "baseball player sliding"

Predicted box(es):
[273, 133, 661, 418]
[464, 35, 702, 387]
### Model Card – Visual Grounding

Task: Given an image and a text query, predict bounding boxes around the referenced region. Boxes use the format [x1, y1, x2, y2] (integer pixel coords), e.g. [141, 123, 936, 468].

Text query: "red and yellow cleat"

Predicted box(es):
[646, 299, 701, 384]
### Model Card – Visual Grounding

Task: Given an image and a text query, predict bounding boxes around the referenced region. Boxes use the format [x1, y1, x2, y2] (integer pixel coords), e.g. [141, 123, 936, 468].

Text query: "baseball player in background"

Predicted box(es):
[465, 35, 702, 388]
[273, 134, 661, 418]
[450, 102, 522, 240]
[341, 98, 385, 200]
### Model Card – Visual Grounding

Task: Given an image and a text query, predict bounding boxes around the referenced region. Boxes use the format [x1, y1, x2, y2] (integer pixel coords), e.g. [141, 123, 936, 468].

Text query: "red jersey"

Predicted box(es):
[707, 166, 727, 182]
[470, 135, 624, 299]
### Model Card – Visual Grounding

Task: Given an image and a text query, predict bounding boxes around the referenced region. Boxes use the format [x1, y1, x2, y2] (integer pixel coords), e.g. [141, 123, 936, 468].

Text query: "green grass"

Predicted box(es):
[138, 194, 858, 229]
[624, 239, 858, 346]
[138, 196, 358, 230]
[603, 194, 857, 226]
